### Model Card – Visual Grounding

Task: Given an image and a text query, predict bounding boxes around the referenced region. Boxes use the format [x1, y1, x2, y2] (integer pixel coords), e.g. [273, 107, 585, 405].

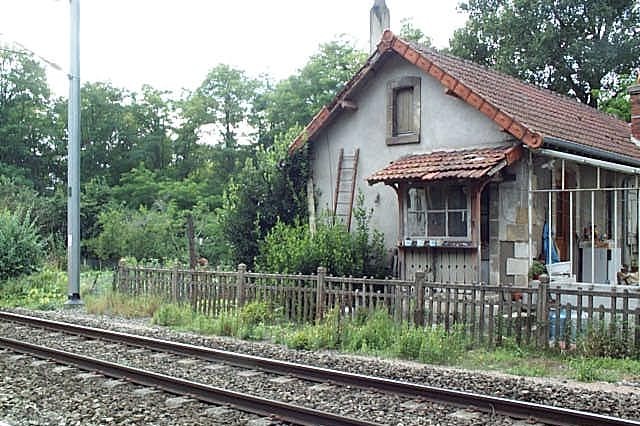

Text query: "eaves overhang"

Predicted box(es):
[542, 136, 640, 169]
[288, 30, 544, 155]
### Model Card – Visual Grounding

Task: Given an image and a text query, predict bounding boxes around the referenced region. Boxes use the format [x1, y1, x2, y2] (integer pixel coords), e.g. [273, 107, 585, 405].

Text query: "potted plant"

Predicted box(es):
[529, 260, 547, 280]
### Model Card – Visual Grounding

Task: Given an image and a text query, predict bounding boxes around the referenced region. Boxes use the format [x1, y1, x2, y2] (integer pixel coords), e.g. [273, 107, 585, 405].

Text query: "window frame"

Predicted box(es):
[386, 76, 421, 145]
[403, 183, 472, 241]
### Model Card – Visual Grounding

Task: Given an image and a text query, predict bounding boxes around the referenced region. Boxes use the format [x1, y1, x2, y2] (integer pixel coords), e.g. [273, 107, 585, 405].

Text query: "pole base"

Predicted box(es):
[64, 293, 84, 308]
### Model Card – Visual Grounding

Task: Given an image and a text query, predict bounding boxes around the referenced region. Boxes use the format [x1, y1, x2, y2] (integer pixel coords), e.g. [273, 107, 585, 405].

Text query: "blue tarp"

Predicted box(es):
[542, 221, 559, 264]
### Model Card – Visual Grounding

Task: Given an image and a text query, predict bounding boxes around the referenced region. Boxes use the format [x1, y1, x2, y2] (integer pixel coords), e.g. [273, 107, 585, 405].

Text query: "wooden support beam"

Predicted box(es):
[339, 99, 358, 111]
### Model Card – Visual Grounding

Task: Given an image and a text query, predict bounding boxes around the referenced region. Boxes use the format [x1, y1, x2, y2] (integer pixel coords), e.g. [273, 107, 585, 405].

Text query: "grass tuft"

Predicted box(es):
[84, 291, 163, 318]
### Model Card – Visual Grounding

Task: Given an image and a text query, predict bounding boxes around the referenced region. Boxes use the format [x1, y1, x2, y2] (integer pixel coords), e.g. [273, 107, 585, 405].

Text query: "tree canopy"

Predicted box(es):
[449, 0, 640, 107]
[0, 37, 367, 268]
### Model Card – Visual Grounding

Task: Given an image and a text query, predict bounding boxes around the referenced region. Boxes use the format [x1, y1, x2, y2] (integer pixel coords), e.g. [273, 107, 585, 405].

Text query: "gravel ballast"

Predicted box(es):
[2, 307, 639, 424]
[0, 349, 267, 426]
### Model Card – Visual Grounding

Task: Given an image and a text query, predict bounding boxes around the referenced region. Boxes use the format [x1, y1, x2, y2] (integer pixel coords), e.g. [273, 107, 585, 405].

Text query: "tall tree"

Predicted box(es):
[0, 47, 56, 190]
[130, 85, 174, 172]
[174, 64, 261, 179]
[399, 18, 432, 47]
[594, 73, 638, 122]
[449, 0, 640, 107]
[264, 37, 367, 142]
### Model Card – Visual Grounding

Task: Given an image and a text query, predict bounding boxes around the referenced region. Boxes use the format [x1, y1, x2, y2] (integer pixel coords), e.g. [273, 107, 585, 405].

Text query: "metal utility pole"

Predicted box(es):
[66, 0, 82, 306]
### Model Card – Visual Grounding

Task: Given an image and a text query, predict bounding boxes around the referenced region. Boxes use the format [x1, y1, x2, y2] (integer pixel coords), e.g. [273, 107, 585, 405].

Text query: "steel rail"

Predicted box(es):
[2, 311, 640, 426]
[0, 336, 379, 426]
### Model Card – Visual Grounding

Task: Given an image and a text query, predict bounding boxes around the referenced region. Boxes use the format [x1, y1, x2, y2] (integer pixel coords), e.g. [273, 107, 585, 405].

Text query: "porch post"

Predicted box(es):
[614, 181, 618, 257]
[475, 186, 481, 283]
[547, 192, 552, 264]
[528, 152, 533, 267]
[473, 181, 488, 283]
[569, 192, 573, 274]
[394, 183, 405, 279]
[637, 176, 639, 275]
[591, 191, 595, 284]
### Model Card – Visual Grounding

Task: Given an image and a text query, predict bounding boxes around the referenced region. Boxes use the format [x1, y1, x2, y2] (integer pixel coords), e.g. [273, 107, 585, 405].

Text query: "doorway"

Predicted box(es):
[555, 171, 576, 261]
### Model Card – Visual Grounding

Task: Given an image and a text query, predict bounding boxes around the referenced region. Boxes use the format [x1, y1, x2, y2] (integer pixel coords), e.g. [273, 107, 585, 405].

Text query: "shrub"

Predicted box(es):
[239, 301, 281, 327]
[568, 357, 621, 382]
[576, 321, 632, 359]
[87, 203, 186, 263]
[394, 326, 425, 359]
[0, 209, 44, 281]
[0, 267, 65, 309]
[152, 303, 193, 327]
[417, 325, 468, 364]
[342, 309, 397, 352]
[85, 291, 163, 318]
[283, 309, 342, 350]
[257, 193, 388, 277]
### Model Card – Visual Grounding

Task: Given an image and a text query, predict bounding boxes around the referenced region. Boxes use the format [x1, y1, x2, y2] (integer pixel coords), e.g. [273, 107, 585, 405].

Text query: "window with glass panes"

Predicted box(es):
[405, 185, 469, 239]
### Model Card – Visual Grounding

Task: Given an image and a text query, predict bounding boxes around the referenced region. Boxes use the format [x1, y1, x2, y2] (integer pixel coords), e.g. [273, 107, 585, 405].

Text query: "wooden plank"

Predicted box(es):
[479, 287, 486, 344]
[623, 289, 630, 340]
[576, 287, 583, 338]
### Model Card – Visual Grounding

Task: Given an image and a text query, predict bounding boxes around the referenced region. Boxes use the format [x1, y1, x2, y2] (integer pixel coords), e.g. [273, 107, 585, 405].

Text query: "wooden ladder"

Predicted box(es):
[333, 148, 359, 231]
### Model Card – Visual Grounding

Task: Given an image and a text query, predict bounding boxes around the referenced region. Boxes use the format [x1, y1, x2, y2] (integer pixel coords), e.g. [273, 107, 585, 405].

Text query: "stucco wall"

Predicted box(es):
[308, 54, 511, 254]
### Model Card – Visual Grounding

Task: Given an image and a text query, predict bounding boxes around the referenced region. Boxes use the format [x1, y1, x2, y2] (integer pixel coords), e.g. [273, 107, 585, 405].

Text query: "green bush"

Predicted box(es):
[417, 325, 468, 364]
[283, 309, 342, 350]
[0, 209, 45, 281]
[343, 309, 397, 352]
[85, 291, 163, 318]
[576, 321, 633, 359]
[0, 267, 65, 309]
[87, 203, 186, 262]
[152, 303, 193, 327]
[239, 301, 280, 327]
[257, 193, 387, 277]
[568, 357, 622, 382]
[394, 326, 425, 359]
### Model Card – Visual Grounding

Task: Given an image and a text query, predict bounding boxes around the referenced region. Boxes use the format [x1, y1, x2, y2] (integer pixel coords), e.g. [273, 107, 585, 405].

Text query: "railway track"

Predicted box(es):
[1, 311, 639, 426]
[0, 336, 375, 426]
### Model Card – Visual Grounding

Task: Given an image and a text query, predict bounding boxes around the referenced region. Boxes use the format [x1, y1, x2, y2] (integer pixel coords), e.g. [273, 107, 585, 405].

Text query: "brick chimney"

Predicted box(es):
[630, 75, 640, 144]
[370, 0, 390, 53]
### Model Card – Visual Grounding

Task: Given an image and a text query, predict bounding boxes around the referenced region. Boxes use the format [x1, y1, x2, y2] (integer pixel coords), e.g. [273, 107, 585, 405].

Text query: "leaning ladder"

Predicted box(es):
[332, 148, 359, 231]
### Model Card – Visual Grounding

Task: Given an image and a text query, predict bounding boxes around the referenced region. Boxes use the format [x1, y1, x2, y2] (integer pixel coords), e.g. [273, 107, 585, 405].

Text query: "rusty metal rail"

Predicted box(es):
[2, 311, 640, 426]
[0, 336, 378, 426]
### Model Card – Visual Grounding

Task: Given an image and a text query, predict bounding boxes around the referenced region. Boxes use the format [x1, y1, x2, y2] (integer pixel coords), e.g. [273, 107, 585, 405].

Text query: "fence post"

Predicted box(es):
[237, 263, 246, 308]
[537, 274, 549, 348]
[316, 266, 327, 323]
[171, 265, 179, 302]
[414, 272, 425, 326]
[115, 259, 125, 292]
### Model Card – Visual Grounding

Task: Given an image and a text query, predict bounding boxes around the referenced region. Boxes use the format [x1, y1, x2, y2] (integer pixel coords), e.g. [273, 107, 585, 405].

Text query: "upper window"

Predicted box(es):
[386, 76, 421, 145]
[405, 185, 469, 239]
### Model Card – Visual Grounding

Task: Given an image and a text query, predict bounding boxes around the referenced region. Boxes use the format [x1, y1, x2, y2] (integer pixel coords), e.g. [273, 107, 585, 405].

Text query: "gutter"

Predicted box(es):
[543, 136, 640, 168]
[536, 148, 640, 176]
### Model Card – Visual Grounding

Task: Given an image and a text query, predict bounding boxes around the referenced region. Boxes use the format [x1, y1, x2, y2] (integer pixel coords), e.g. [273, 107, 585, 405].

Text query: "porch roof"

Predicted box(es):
[367, 145, 521, 184]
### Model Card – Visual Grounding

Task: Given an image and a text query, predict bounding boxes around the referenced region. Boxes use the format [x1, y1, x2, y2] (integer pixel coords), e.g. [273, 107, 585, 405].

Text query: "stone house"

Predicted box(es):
[288, 11, 640, 287]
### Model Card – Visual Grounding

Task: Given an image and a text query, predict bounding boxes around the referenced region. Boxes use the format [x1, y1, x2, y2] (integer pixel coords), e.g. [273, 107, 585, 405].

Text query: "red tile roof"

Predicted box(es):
[367, 145, 521, 184]
[412, 45, 636, 160]
[289, 31, 638, 162]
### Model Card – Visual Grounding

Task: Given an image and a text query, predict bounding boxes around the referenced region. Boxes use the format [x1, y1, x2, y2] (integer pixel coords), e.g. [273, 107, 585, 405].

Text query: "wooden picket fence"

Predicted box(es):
[115, 263, 640, 351]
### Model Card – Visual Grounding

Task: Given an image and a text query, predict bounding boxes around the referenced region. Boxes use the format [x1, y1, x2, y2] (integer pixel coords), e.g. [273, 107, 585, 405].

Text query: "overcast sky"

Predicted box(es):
[0, 0, 468, 97]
